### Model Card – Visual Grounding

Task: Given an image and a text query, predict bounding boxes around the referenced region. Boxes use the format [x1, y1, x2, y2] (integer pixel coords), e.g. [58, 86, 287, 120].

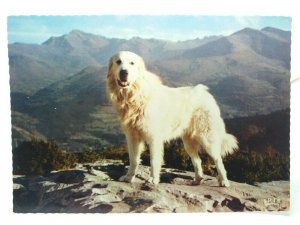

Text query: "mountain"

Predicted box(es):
[11, 64, 290, 152]
[8, 31, 110, 94]
[150, 27, 290, 117]
[9, 30, 219, 94]
[9, 27, 291, 150]
[232, 27, 291, 67]
[11, 66, 124, 150]
[43, 30, 110, 50]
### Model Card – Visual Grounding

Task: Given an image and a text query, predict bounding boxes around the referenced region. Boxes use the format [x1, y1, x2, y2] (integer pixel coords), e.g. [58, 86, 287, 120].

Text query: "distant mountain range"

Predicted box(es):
[8, 30, 221, 94]
[8, 27, 291, 150]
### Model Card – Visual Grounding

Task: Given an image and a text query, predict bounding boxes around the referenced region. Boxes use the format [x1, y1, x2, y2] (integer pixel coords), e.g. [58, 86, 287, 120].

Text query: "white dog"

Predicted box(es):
[107, 51, 238, 187]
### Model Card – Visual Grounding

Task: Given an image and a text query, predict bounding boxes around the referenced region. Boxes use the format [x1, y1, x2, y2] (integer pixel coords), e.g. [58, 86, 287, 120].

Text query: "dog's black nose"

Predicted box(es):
[119, 69, 128, 81]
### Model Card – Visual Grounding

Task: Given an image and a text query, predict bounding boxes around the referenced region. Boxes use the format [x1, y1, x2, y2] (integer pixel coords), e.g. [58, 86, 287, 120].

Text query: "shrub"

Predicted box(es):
[13, 138, 76, 175]
[73, 149, 103, 164]
[100, 139, 289, 184]
[100, 145, 128, 162]
[224, 149, 289, 184]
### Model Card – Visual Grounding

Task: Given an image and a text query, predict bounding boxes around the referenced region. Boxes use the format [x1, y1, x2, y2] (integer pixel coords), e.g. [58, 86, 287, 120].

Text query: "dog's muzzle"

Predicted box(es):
[118, 69, 129, 87]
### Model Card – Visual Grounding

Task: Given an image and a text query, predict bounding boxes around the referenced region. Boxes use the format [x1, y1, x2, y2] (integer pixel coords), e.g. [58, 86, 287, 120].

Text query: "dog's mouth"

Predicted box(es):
[117, 79, 130, 88]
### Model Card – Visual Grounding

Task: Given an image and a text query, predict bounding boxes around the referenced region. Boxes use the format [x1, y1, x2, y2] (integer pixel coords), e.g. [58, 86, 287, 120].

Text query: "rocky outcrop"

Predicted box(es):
[13, 160, 289, 213]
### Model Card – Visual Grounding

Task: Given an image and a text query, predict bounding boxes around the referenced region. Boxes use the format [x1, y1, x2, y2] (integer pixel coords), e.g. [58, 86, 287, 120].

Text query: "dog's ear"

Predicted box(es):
[138, 55, 146, 74]
[107, 56, 114, 78]
[106, 55, 118, 94]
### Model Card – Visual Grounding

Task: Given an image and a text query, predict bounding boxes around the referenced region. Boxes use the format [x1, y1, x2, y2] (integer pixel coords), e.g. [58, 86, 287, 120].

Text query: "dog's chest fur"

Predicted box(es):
[113, 86, 149, 133]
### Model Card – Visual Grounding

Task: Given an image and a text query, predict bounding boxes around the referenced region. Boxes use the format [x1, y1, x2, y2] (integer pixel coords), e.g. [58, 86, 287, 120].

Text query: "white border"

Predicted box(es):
[1, 0, 299, 225]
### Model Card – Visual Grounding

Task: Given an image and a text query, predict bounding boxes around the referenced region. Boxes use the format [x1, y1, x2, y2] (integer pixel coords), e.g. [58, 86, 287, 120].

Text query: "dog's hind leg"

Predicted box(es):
[212, 154, 230, 187]
[183, 135, 204, 185]
[119, 133, 144, 183]
[205, 138, 230, 187]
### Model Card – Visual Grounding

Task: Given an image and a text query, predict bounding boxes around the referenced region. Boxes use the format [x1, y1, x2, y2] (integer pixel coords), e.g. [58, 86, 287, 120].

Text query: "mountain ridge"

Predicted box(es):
[9, 26, 291, 150]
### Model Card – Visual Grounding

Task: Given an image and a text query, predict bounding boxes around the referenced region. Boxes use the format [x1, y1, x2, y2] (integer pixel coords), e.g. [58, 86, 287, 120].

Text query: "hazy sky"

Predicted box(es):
[7, 16, 291, 44]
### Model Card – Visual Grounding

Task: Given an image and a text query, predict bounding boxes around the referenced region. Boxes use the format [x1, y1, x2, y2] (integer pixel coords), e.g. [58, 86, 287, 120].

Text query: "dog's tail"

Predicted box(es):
[221, 133, 238, 157]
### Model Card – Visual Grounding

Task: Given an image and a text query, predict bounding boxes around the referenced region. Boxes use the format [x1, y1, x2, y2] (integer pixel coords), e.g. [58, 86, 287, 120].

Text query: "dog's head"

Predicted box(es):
[107, 51, 146, 88]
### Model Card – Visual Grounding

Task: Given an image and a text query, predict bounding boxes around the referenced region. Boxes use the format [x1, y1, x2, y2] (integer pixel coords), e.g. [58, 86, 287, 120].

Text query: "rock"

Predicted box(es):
[13, 160, 290, 213]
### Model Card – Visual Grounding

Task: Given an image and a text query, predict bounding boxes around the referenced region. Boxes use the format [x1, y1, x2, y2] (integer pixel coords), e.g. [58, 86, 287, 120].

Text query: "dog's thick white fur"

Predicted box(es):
[107, 51, 238, 187]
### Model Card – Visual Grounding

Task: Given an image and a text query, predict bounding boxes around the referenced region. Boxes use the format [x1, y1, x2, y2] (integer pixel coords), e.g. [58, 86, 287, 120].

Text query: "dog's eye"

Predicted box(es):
[130, 62, 134, 65]
[116, 59, 122, 65]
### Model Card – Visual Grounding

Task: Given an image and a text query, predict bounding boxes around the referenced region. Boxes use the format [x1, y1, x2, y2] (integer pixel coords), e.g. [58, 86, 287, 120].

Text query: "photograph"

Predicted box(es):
[8, 15, 291, 213]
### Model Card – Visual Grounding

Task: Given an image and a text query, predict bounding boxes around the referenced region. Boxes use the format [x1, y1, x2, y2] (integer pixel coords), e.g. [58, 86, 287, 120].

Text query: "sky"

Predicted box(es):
[7, 16, 291, 44]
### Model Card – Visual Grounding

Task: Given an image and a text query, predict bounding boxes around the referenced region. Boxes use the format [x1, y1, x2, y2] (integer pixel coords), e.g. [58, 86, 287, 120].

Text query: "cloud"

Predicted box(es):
[92, 24, 230, 42]
[234, 16, 261, 28]
[8, 31, 61, 44]
[8, 16, 58, 43]
[9, 16, 238, 43]
[7, 16, 291, 44]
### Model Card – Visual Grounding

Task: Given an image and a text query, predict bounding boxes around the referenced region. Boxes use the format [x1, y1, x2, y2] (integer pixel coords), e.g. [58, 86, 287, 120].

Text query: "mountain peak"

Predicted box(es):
[42, 29, 109, 50]
[231, 27, 290, 42]
[66, 29, 107, 40]
[69, 29, 87, 35]
[261, 27, 291, 41]
[261, 26, 288, 33]
[232, 27, 261, 36]
[66, 30, 89, 40]
[64, 30, 108, 43]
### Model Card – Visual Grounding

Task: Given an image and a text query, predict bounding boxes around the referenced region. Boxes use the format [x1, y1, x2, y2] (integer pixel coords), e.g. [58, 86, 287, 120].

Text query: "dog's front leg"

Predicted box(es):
[119, 133, 144, 183]
[148, 140, 164, 185]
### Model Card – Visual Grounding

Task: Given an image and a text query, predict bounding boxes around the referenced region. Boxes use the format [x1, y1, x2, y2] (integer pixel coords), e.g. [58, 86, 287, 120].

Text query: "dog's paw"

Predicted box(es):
[119, 174, 135, 183]
[217, 175, 230, 187]
[146, 177, 160, 185]
[192, 177, 204, 185]
[219, 179, 230, 187]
